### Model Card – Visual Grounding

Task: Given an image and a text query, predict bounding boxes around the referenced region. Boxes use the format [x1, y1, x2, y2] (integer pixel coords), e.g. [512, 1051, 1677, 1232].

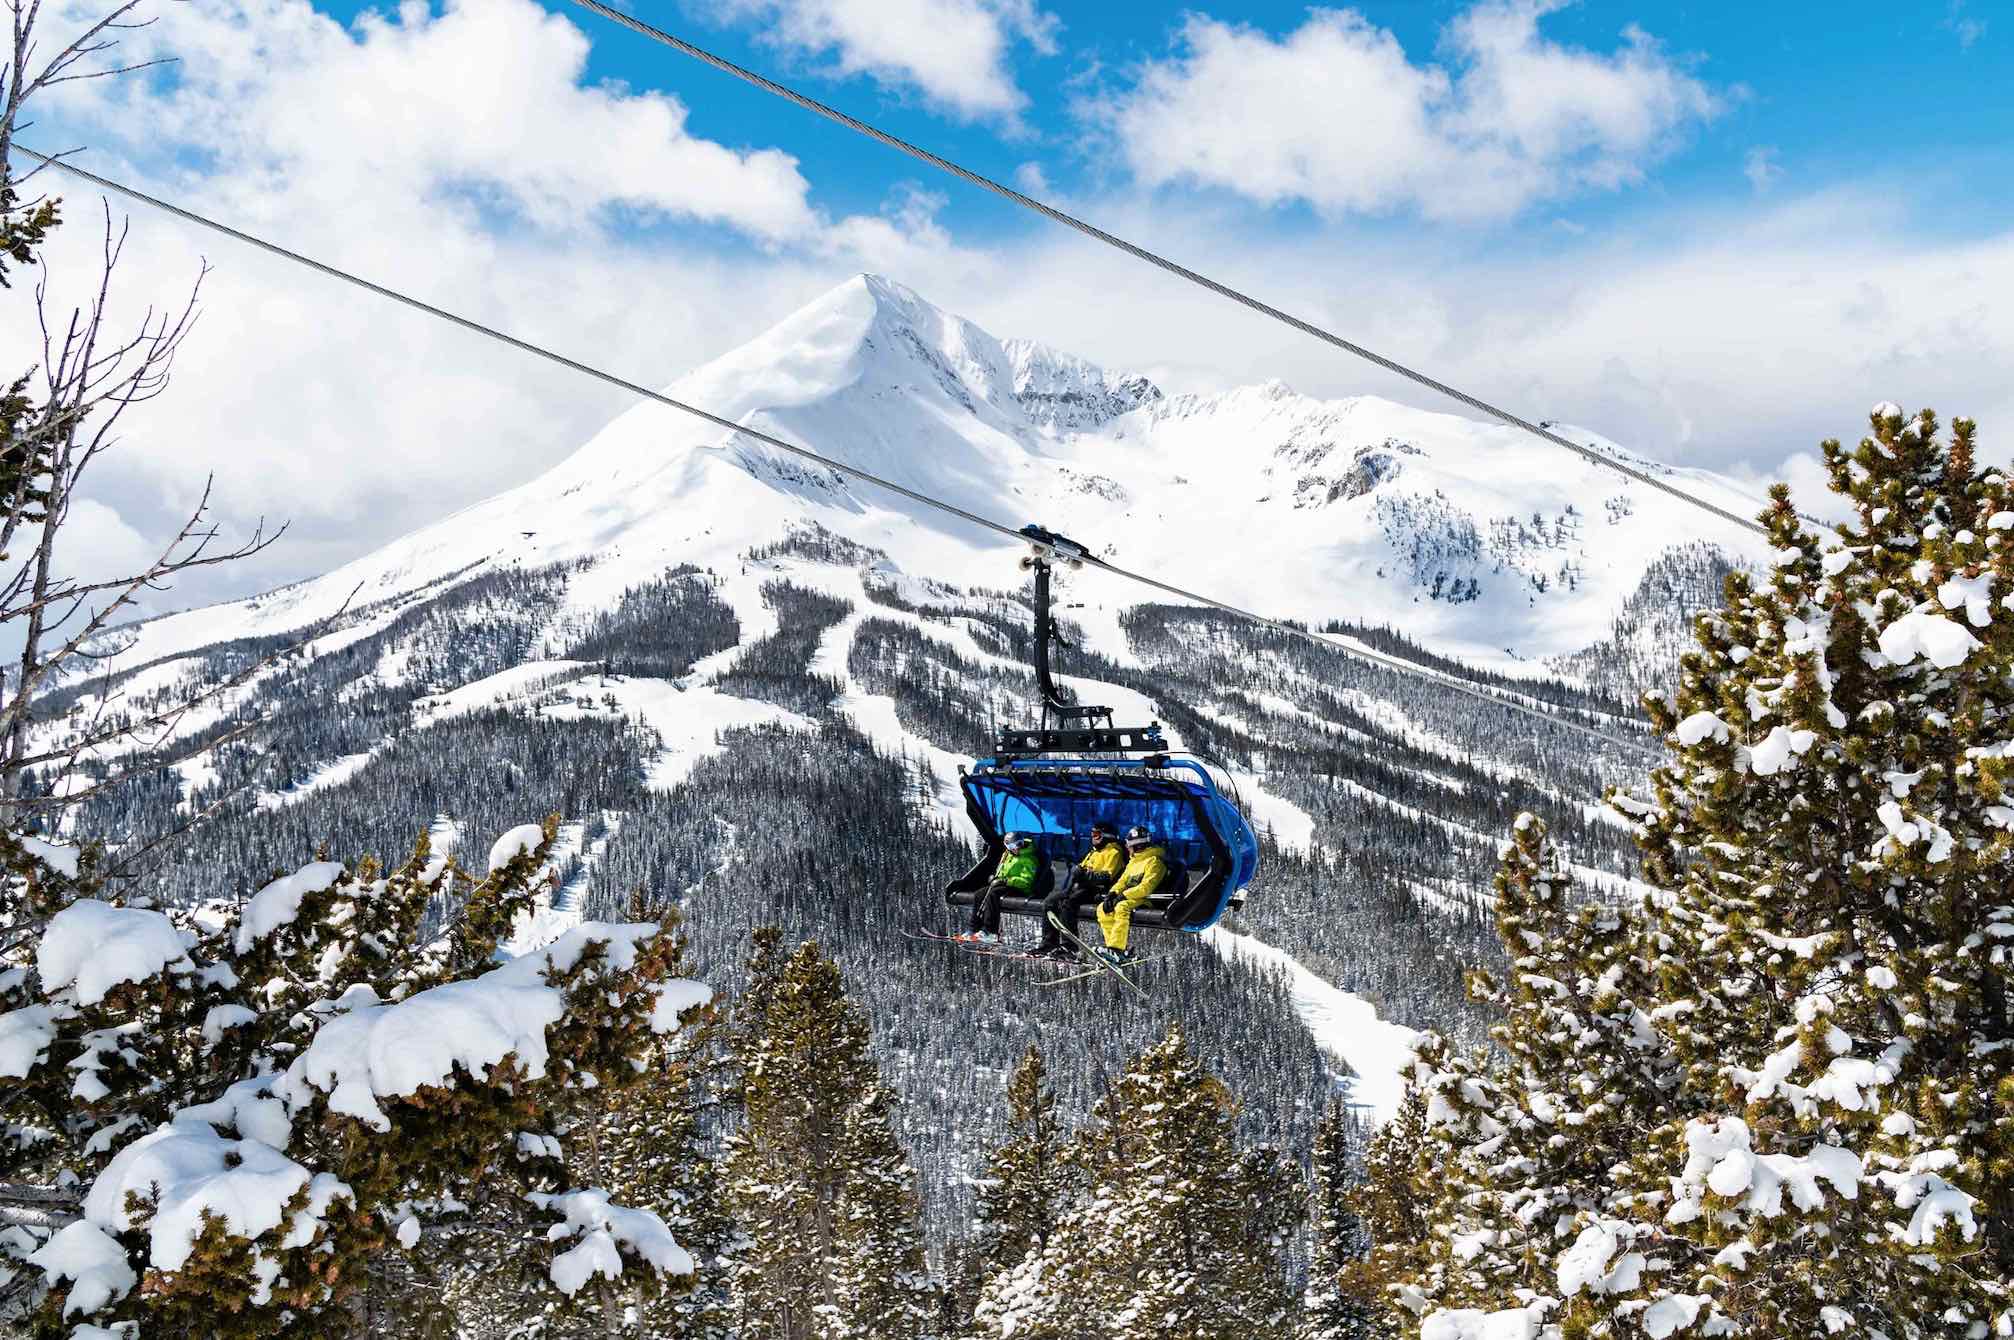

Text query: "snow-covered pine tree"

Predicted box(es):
[1, 819, 711, 1336]
[729, 925, 787, 1072]
[1345, 1087, 1432, 1330]
[1407, 406, 2014, 1339]
[944, 1045, 1073, 1334]
[1301, 1099, 1384, 1340]
[1593, 406, 2013, 1337]
[972, 1045, 1072, 1282]
[830, 1080, 937, 1338]
[937, 1239, 986, 1340]
[1396, 814, 1677, 1328]
[434, 907, 734, 1339]
[721, 936, 934, 1340]
[592, 1020, 739, 1340]
[723, 934, 838, 1340]
[976, 1026, 1302, 1339]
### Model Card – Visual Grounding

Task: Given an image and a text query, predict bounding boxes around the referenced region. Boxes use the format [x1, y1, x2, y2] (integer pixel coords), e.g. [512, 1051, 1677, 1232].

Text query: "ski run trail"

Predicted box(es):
[770, 561, 1421, 1120]
[500, 814, 625, 959]
[1204, 928, 1420, 1122]
[104, 551, 1436, 1116]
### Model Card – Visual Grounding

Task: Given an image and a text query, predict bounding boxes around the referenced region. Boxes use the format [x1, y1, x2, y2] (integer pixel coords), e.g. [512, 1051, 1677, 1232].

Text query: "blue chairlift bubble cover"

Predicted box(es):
[958, 755, 1259, 931]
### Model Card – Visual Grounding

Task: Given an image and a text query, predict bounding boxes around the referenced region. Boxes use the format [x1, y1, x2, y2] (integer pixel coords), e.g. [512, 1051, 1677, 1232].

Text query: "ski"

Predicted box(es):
[1044, 912, 1150, 1000]
[1030, 951, 1176, 988]
[905, 928, 1073, 966]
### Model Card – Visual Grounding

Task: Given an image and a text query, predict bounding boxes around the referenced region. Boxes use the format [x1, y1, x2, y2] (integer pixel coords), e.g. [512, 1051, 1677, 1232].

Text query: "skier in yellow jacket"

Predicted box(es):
[1094, 825, 1171, 963]
[1035, 821, 1124, 959]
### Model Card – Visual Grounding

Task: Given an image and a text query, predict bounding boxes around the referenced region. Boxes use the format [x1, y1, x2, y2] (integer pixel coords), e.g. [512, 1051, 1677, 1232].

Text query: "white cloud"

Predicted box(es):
[4, 0, 986, 612]
[51, 0, 827, 242]
[1744, 146, 1781, 193]
[1086, 1, 1722, 221]
[1945, 1, 1987, 51]
[29, 498, 159, 596]
[702, 0, 1057, 121]
[941, 187, 2014, 519]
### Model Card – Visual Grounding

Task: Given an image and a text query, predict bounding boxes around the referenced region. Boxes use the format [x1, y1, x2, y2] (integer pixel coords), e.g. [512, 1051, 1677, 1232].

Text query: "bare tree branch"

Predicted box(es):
[4, 579, 355, 780]
[0, 188, 291, 804]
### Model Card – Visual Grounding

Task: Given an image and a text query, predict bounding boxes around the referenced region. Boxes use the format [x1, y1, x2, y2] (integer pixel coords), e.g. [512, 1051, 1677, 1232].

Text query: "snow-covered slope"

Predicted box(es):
[97, 273, 1768, 676]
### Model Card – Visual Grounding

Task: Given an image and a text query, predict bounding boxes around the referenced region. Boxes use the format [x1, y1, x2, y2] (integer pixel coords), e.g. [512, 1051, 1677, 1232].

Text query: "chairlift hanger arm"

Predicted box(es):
[1026, 553, 1076, 718]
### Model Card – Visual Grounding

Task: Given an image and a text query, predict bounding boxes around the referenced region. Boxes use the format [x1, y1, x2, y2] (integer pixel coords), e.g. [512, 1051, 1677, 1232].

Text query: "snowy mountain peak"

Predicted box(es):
[649, 273, 1022, 435]
[102, 273, 1776, 677]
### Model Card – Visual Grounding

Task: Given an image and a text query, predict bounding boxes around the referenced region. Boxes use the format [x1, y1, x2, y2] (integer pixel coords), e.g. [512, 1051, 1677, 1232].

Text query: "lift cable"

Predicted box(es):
[10, 144, 1662, 761]
[571, 0, 1768, 540]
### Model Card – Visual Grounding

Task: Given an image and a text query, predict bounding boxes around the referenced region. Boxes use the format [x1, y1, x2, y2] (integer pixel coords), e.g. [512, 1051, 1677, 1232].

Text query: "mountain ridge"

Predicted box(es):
[93, 272, 1767, 681]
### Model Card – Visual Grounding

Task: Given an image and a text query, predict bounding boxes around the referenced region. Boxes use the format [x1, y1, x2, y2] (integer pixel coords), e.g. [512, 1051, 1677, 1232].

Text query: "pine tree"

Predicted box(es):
[937, 1238, 987, 1340]
[721, 935, 935, 1340]
[1395, 815, 1679, 1327]
[3, 821, 710, 1336]
[1589, 407, 2014, 1336]
[972, 1045, 1073, 1282]
[730, 925, 789, 1073]
[977, 1026, 1303, 1338]
[602, 1024, 737, 1340]
[830, 1081, 937, 1338]
[1386, 405, 2014, 1339]
[1344, 1088, 1431, 1332]
[448, 908, 735, 1339]
[1302, 1100, 1384, 1340]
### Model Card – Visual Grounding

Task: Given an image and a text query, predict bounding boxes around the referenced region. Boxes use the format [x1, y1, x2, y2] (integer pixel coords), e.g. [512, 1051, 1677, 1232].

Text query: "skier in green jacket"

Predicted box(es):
[959, 832, 1040, 944]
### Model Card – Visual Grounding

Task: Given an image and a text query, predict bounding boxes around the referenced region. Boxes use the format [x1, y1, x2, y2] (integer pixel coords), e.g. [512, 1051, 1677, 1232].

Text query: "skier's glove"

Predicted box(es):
[1100, 894, 1119, 915]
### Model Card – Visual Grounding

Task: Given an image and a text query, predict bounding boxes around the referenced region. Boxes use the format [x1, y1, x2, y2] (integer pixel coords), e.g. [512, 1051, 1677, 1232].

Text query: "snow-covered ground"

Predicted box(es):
[544, 676, 816, 793]
[1204, 927, 1420, 1123]
[500, 814, 626, 958]
[809, 606, 977, 840]
[256, 753, 378, 811]
[412, 661, 595, 720]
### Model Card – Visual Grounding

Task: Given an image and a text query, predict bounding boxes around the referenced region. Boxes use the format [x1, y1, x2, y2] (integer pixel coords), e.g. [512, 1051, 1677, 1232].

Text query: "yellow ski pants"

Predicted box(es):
[1096, 899, 1139, 951]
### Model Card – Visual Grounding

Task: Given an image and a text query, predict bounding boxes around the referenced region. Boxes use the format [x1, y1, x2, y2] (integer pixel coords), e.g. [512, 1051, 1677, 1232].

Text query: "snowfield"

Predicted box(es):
[1204, 927, 1420, 1122]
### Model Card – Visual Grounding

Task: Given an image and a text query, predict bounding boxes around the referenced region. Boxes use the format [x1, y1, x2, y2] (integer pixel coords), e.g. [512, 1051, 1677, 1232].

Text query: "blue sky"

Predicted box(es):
[17, 0, 2014, 607]
[295, 0, 2009, 253]
[567, 1, 2007, 231]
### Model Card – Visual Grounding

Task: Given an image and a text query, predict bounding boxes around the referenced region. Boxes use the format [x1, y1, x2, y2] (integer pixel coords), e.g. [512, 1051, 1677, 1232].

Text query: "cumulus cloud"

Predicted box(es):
[701, 0, 1058, 121]
[50, 0, 826, 241]
[1085, 1, 1722, 221]
[4, 0, 987, 611]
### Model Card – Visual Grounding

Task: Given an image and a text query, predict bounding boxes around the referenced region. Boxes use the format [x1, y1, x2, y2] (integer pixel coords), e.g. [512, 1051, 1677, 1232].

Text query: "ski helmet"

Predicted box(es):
[1124, 825, 1151, 847]
[1090, 821, 1117, 839]
[1004, 832, 1035, 850]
